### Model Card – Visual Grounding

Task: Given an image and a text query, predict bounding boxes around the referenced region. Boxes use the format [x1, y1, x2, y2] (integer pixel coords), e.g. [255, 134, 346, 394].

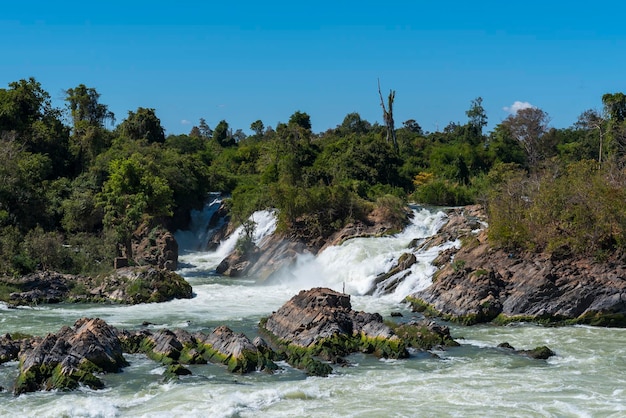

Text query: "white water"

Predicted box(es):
[1, 206, 625, 417]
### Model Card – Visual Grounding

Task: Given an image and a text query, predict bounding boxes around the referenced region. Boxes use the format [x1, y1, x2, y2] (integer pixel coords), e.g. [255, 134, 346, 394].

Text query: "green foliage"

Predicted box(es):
[117, 107, 165, 143]
[487, 160, 626, 255]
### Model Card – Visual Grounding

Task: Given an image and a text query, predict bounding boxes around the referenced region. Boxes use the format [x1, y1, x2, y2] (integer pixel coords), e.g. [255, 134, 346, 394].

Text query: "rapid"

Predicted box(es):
[1, 202, 625, 417]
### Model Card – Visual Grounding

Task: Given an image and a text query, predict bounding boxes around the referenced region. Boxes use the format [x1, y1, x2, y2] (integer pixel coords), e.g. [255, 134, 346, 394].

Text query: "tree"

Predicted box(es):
[198, 118, 212, 139]
[288, 111, 312, 131]
[378, 80, 398, 151]
[501, 107, 550, 168]
[340, 112, 371, 135]
[65, 84, 114, 172]
[118, 107, 165, 143]
[1, 78, 71, 176]
[65, 84, 115, 127]
[98, 154, 173, 259]
[189, 126, 202, 138]
[466, 97, 488, 134]
[402, 119, 423, 135]
[213, 119, 235, 147]
[576, 109, 606, 164]
[602, 92, 626, 162]
[250, 119, 265, 137]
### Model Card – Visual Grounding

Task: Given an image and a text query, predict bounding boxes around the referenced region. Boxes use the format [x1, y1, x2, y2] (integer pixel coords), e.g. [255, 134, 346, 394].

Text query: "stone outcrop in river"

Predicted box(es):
[1, 266, 192, 306]
[405, 205, 626, 327]
[259, 287, 457, 376]
[13, 318, 128, 394]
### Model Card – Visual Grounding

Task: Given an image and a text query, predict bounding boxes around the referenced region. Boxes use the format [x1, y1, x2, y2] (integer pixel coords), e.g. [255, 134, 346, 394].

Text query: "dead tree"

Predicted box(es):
[378, 79, 398, 152]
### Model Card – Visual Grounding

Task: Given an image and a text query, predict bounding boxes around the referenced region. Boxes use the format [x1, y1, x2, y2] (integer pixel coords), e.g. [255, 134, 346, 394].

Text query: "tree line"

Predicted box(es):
[1, 78, 625, 276]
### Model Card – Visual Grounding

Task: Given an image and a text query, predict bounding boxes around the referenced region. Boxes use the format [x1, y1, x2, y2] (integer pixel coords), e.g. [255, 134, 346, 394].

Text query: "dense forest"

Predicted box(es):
[1, 78, 625, 277]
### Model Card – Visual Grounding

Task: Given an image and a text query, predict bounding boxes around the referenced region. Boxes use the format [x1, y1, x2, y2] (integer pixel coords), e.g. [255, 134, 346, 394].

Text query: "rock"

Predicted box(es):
[196, 326, 278, 373]
[132, 224, 178, 271]
[407, 205, 626, 327]
[216, 247, 261, 277]
[5, 271, 72, 305]
[14, 318, 128, 394]
[367, 252, 417, 295]
[0, 334, 21, 364]
[2, 267, 193, 306]
[519, 345, 556, 360]
[497, 342, 555, 360]
[388, 320, 459, 350]
[89, 266, 193, 304]
[260, 288, 408, 375]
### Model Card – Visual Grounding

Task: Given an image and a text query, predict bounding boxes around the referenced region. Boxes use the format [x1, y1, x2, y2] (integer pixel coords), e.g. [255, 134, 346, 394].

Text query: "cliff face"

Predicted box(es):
[407, 206, 626, 327]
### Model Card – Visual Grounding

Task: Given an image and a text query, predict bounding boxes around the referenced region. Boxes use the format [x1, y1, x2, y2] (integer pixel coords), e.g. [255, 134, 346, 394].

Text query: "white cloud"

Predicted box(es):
[503, 101, 534, 114]
[180, 119, 191, 125]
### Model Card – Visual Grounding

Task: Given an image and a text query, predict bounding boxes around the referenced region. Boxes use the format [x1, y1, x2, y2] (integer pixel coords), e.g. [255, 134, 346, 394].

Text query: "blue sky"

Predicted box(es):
[2, 1, 625, 135]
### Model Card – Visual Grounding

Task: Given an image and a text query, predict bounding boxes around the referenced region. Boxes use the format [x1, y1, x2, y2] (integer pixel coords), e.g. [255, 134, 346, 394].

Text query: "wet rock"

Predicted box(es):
[216, 247, 261, 277]
[14, 318, 128, 394]
[0, 334, 21, 364]
[196, 326, 278, 373]
[497, 342, 555, 359]
[260, 288, 408, 376]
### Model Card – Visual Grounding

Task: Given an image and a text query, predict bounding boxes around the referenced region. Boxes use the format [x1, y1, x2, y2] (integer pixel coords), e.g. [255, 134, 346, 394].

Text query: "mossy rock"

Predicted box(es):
[163, 364, 192, 381]
[388, 322, 459, 350]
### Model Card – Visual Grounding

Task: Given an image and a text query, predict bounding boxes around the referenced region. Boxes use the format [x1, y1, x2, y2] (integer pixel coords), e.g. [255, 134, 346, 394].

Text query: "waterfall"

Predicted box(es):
[268, 207, 458, 301]
[174, 193, 224, 252]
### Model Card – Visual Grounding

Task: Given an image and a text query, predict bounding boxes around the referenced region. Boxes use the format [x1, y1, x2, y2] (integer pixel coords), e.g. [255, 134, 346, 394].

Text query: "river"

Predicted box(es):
[1, 206, 625, 417]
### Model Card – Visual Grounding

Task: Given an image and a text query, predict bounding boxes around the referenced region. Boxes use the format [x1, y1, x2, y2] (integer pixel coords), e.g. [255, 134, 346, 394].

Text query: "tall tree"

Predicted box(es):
[65, 84, 114, 172]
[118, 107, 165, 143]
[501, 107, 550, 168]
[250, 119, 265, 137]
[65, 84, 115, 127]
[576, 109, 606, 164]
[288, 111, 312, 131]
[602, 92, 626, 162]
[198, 118, 212, 139]
[213, 119, 235, 147]
[378, 80, 398, 151]
[466, 97, 488, 134]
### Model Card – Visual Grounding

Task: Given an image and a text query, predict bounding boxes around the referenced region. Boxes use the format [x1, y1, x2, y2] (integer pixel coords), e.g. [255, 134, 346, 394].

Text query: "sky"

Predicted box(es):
[2, 1, 625, 136]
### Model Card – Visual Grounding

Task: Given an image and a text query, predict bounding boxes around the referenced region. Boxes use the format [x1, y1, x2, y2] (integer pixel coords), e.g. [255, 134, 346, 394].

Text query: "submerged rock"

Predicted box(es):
[497, 342, 556, 360]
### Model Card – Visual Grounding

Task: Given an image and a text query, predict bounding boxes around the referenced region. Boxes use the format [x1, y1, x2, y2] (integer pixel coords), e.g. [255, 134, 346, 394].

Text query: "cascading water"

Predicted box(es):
[174, 193, 224, 252]
[1, 205, 625, 417]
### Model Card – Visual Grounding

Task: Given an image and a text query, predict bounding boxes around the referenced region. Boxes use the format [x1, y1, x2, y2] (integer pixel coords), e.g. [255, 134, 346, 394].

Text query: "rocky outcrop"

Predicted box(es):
[215, 247, 261, 277]
[132, 224, 178, 271]
[118, 325, 278, 376]
[407, 205, 626, 327]
[2, 267, 192, 306]
[14, 318, 128, 394]
[195, 326, 278, 373]
[260, 288, 412, 375]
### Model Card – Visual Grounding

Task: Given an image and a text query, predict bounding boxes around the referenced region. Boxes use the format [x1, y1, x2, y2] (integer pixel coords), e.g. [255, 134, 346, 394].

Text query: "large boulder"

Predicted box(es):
[407, 206, 626, 326]
[14, 318, 128, 394]
[260, 287, 409, 375]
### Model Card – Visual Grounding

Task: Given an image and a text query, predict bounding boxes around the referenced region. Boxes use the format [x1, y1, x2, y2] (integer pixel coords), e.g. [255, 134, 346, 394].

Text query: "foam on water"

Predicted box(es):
[2, 206, 626, 417]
